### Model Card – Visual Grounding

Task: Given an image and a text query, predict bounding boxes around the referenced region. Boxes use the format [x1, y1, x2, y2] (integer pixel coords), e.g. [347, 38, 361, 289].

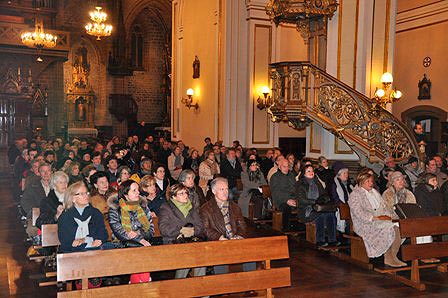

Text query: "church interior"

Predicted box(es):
[1, 0, 448, 297]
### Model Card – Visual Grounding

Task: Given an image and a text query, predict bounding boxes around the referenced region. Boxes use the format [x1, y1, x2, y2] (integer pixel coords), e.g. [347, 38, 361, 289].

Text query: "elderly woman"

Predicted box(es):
[348, 172, 406, 267]
[158, 184, 205, 279]
[329, 162, 353, 233]
[36, 171, 69, 229]
[297, 165, 337, 247]
[140, 175, 166, 216]
[239, 160, 267, 218]
[57, 181, 108, 253]
[108, 180, 154, 247]
[178, 169, 206, 208]
[199, 150, 220, 195]
[382, 171, 416, 212]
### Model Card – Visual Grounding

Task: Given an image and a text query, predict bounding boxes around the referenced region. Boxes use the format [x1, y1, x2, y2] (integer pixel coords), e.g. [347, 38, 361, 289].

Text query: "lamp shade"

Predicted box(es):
[380, 72, 393, 84]
[186, 88, 194, 96]
[375, 88, 385, 98]
[261, 86, 270, 94]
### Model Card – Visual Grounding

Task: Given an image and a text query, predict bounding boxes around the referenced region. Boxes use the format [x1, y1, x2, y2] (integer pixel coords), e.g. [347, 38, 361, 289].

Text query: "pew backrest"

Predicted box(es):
[152, 216, 161, 237]
[57, 236, 290, 297]
[41, 224, 60, 247]
[261, 185, 271, 200]
[399, 216, 448, 261]
[338, 203, 351, 221]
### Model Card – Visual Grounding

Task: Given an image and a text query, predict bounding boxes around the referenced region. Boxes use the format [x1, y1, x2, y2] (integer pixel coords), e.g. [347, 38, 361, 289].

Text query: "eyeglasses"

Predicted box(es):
[74, 192, 89, 197]
[176, 191, 188, 196]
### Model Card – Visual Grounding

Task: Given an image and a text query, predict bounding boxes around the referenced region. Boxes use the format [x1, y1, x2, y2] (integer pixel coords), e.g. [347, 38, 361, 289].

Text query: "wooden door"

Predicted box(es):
[0, 95, 31, 148]
[0, 96, 12, 148]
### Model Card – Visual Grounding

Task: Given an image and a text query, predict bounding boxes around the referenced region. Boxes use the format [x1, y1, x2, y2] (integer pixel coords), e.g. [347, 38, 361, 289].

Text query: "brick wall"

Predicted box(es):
[125, 11, 168, 124]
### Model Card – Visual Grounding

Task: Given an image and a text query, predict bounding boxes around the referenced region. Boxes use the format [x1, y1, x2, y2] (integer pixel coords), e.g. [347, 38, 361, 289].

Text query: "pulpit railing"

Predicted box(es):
[267, 61, 421, 163]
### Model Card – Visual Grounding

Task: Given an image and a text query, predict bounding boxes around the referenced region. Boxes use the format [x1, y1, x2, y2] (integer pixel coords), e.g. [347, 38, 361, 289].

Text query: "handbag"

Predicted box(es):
[394, 203, 427, 219]
[312, 195, 337, 213]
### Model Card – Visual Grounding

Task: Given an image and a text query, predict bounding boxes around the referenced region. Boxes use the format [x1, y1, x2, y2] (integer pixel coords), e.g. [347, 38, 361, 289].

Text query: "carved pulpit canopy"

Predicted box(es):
[266, 0, 338, 24]
[266, 0, 338, 42]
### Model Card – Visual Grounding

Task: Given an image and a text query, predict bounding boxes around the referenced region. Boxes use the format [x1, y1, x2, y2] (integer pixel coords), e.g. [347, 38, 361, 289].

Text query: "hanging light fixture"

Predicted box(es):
[85, 6, 113, 40]
[21, 16, 57, 62]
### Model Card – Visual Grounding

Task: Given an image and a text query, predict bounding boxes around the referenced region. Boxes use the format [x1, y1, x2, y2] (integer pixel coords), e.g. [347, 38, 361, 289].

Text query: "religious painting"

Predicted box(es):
[418, 74, 431, 100]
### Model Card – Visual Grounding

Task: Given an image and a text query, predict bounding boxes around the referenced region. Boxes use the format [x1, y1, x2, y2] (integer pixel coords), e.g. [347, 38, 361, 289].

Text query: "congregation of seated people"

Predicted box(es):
[7, 131, 448, 290]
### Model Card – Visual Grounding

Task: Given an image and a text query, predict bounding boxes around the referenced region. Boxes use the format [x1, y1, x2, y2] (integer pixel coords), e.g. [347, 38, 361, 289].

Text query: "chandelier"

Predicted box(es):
[373, 72, 403, 109]
[85, 6, 113, 40]
[21, 17, 57, 62]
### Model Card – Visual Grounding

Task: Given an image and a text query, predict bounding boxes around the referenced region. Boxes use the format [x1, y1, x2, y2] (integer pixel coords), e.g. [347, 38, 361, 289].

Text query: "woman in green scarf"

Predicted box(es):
[159, 184, 205, 279]
[108, 180, 154, 247]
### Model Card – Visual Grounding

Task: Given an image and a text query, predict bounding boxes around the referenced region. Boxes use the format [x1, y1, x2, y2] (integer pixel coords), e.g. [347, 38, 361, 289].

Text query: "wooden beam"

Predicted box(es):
[57, 268, 291, 298]
[401, 243, 448, 261]
[399, 216, 448, 237]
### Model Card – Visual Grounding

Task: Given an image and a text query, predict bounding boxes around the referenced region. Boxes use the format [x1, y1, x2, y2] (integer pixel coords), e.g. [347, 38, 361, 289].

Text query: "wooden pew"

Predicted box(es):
[41, 224, 61, 247]
[152, 216, 161, 237]
[248, 184, 275, 224]
[261, 185, 309, 238]
[376, 216, 448, 291]
[332, 203, 372, 269]
[57, 236, 291, 298]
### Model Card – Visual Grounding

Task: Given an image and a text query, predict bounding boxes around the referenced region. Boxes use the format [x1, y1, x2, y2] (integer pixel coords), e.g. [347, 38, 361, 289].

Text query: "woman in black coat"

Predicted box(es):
[414, 173, 445, 216]
[36, 171, 69, 229]
[108, 180, 154, 247]
[296, 165, 337, 247]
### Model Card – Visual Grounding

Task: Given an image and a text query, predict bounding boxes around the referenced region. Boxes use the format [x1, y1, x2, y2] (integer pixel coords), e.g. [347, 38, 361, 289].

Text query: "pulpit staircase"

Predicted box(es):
[267, 61, 421, 163]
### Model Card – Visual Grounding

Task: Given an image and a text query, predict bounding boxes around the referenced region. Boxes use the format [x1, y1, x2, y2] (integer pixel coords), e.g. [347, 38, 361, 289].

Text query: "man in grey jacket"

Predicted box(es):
[269, 159, 298, 231]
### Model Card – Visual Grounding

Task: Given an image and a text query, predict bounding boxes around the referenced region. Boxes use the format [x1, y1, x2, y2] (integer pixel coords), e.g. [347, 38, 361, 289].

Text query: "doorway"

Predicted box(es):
[402, 105, 447, 156]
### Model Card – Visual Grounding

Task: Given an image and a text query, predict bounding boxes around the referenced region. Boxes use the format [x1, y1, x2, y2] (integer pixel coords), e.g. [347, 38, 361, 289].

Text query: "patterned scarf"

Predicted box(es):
[119, 198, 150, 233]
[218, 200, 233, 239]
[171, 198, 192, 218]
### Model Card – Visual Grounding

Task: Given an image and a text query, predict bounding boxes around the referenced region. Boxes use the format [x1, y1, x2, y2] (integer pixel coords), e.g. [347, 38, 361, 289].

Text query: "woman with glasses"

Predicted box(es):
[57, 181, 108, 253]
[159, 184, 205, 279]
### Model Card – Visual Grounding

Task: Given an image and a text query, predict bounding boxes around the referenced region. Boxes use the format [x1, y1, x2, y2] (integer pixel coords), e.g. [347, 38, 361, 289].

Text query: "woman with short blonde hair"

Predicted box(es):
[58, 181, 108, 253]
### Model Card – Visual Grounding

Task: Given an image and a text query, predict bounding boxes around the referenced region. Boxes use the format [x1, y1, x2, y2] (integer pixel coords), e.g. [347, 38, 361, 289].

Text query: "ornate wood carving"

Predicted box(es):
[268, 62, 421, 163]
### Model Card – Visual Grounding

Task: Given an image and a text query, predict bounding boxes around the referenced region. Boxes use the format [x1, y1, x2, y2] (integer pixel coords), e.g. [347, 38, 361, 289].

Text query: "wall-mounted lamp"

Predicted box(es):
[373, 72, 402, 108]
[181, 88, 199, 110]
[257, 86, 272, 110]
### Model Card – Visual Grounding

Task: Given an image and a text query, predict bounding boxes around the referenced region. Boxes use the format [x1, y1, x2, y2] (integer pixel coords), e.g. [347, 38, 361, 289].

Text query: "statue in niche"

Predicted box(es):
[418, 74, 431, 100]
[73, 45, 90, 89]
[193, 55, 200, 79]
[75, 97, 87, 121]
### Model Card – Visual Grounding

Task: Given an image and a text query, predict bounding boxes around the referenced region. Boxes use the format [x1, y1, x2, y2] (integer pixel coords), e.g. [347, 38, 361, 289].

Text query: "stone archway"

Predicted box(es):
[402, 105, 448, 155]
